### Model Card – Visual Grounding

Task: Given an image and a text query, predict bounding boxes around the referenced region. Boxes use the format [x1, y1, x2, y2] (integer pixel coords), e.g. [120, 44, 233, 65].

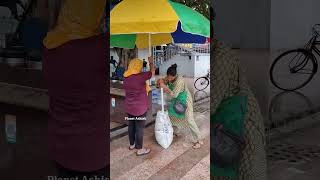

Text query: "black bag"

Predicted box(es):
[212, 124, 245, 168]
[173, 100, 187, 115]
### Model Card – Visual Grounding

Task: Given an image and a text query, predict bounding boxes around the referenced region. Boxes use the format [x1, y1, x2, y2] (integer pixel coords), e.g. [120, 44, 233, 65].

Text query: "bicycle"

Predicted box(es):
[270, 24, 320, 91]
[194, 70, 210, 91]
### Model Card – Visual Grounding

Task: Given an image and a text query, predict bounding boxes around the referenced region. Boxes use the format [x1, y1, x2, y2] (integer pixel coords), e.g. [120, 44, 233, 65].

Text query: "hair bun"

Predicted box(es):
[171, 64, 177, 68]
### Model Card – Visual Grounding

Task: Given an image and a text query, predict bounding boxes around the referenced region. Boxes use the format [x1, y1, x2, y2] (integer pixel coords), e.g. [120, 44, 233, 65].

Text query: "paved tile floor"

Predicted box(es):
[267, 113, 320, 180]
[110, 98, 210, 180]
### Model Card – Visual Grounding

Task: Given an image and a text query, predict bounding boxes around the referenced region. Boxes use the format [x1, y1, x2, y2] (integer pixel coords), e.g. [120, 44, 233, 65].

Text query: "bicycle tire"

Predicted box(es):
[270, 49, 317, 91]
[194, 77, 209, 91]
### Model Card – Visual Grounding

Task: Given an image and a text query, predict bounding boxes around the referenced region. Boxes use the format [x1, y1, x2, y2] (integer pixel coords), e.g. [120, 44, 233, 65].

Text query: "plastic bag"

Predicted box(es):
[154, 88, 173, 149]
[155, 110, 173, 149]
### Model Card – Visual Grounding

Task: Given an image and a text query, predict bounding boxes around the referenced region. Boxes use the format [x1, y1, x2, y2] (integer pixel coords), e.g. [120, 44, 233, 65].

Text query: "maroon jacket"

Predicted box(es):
[123, 72, 152, 116]
[42, 35, 108, 172]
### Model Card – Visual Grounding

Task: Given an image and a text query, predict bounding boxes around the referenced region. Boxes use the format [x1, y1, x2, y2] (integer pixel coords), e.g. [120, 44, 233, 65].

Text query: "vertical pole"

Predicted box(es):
[148, 33, 153, 85]
[161, 88, 164, 113]
[148, 33, 152, 56]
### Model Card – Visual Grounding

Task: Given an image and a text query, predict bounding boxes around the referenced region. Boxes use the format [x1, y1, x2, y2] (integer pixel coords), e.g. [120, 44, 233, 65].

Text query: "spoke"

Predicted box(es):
[290, 55, 307, 69]
[294, 69, 313, 74]
[289, 53, 302, 67]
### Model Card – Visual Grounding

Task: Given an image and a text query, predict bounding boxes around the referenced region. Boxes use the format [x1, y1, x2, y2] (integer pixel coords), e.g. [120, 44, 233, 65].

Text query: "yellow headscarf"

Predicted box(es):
[43, 0, 106, 49]
[124, 58, 151, 95]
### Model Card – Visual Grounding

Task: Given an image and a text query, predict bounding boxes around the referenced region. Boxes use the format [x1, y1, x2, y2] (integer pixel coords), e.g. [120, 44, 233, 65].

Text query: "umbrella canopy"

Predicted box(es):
[110, 0, 210, 49]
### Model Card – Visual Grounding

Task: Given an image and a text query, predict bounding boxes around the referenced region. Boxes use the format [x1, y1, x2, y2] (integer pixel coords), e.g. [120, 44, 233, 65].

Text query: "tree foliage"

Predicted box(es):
[171, 0, 210, 19]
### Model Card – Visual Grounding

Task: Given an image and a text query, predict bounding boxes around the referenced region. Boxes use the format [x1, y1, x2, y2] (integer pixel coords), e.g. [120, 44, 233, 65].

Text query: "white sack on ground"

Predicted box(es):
[155, 110, 173, 149]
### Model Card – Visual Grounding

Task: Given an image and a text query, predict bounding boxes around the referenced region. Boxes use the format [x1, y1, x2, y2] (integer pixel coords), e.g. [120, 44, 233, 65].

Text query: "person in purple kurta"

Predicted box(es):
[42, 0, 107, 178]
[123, 57, 155, 156]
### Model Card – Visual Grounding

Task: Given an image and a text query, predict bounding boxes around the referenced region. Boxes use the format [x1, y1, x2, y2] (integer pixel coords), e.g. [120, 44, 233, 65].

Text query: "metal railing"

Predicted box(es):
[153, 43, 210, 66]
[0, 16, 18, 48]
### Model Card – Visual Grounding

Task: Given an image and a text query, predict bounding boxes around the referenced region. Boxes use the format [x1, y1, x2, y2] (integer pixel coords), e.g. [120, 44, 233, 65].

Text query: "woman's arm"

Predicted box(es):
[141, 57, 154, 80]
[148, 56, 155, 76]
[157, 79, 172, 94]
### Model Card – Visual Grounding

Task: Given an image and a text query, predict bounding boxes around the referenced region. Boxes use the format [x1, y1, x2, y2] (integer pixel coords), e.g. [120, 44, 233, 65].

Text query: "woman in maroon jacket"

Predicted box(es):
[42, 0, 107, 178]
[123, 57, 155, 156]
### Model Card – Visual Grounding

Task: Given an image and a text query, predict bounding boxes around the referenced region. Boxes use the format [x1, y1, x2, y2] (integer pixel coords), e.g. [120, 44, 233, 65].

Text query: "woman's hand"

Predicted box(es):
[157, 79, 164, 87]
[163, 86, 170, 93]
[148, 56, 153, 64]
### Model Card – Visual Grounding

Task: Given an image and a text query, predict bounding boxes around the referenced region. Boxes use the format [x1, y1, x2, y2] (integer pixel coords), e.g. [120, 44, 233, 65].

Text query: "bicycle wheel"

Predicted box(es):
[194, 77, 209, 91]
[270, 49, 317, 91]
[194, 90, 208, 102]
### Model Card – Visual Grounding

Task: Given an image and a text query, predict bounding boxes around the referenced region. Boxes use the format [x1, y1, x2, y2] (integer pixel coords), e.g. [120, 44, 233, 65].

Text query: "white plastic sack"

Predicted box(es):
[155, 110, 173, 149]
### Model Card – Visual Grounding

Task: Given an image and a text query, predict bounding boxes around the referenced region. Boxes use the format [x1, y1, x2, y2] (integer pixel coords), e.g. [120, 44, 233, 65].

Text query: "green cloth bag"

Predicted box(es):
[211, 95, 248, 178]
[168, 83, 188, 119]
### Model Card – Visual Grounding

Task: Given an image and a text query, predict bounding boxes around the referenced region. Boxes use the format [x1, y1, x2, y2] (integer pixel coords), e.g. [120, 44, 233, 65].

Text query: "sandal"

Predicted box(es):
[129, 145, 135, 150]
[192, 142, 201, 149]
[136, 148, 151, 156]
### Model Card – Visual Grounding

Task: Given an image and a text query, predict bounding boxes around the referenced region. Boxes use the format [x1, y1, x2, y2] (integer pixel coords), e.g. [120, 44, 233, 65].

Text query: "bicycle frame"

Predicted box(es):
[290, 34, 320, 73]
[310, 36, 320, 57]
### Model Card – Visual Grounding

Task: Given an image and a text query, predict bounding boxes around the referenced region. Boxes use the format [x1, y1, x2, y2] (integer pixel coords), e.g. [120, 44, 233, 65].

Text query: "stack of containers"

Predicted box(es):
[152, 88, 159, 104]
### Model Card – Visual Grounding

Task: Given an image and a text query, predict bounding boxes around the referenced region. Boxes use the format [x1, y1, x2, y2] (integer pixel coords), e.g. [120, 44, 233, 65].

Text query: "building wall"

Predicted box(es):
[138, 49, 149, 62]
[194, 54, 210, 78]
[159, 55, 195, 78]
[214, 0, 320, 50]
[213, 0, 270, 49]
[213, 0, 320, 119]
[270, 0, 320, 49]
[159, 54, 210, 78]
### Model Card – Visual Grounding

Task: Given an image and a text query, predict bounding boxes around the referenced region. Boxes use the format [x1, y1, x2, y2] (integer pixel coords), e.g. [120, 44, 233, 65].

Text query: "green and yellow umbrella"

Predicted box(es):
[110, 0, 210, 52]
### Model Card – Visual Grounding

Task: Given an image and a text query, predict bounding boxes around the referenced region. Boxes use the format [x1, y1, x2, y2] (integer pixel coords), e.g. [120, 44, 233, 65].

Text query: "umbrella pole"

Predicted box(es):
[148, 33, 152, 56]
[161, 87, 164, 113]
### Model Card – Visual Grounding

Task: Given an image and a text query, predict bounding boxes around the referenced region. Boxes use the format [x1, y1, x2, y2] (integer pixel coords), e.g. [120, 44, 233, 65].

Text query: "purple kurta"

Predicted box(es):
[42, 35, 108, 172]
[123, 72, 152, 117]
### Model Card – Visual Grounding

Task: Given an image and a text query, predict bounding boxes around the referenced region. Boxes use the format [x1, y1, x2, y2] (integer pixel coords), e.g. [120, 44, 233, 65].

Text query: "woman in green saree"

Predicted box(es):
[157, 64, 203, 149]
[211, 40, 267, 180]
